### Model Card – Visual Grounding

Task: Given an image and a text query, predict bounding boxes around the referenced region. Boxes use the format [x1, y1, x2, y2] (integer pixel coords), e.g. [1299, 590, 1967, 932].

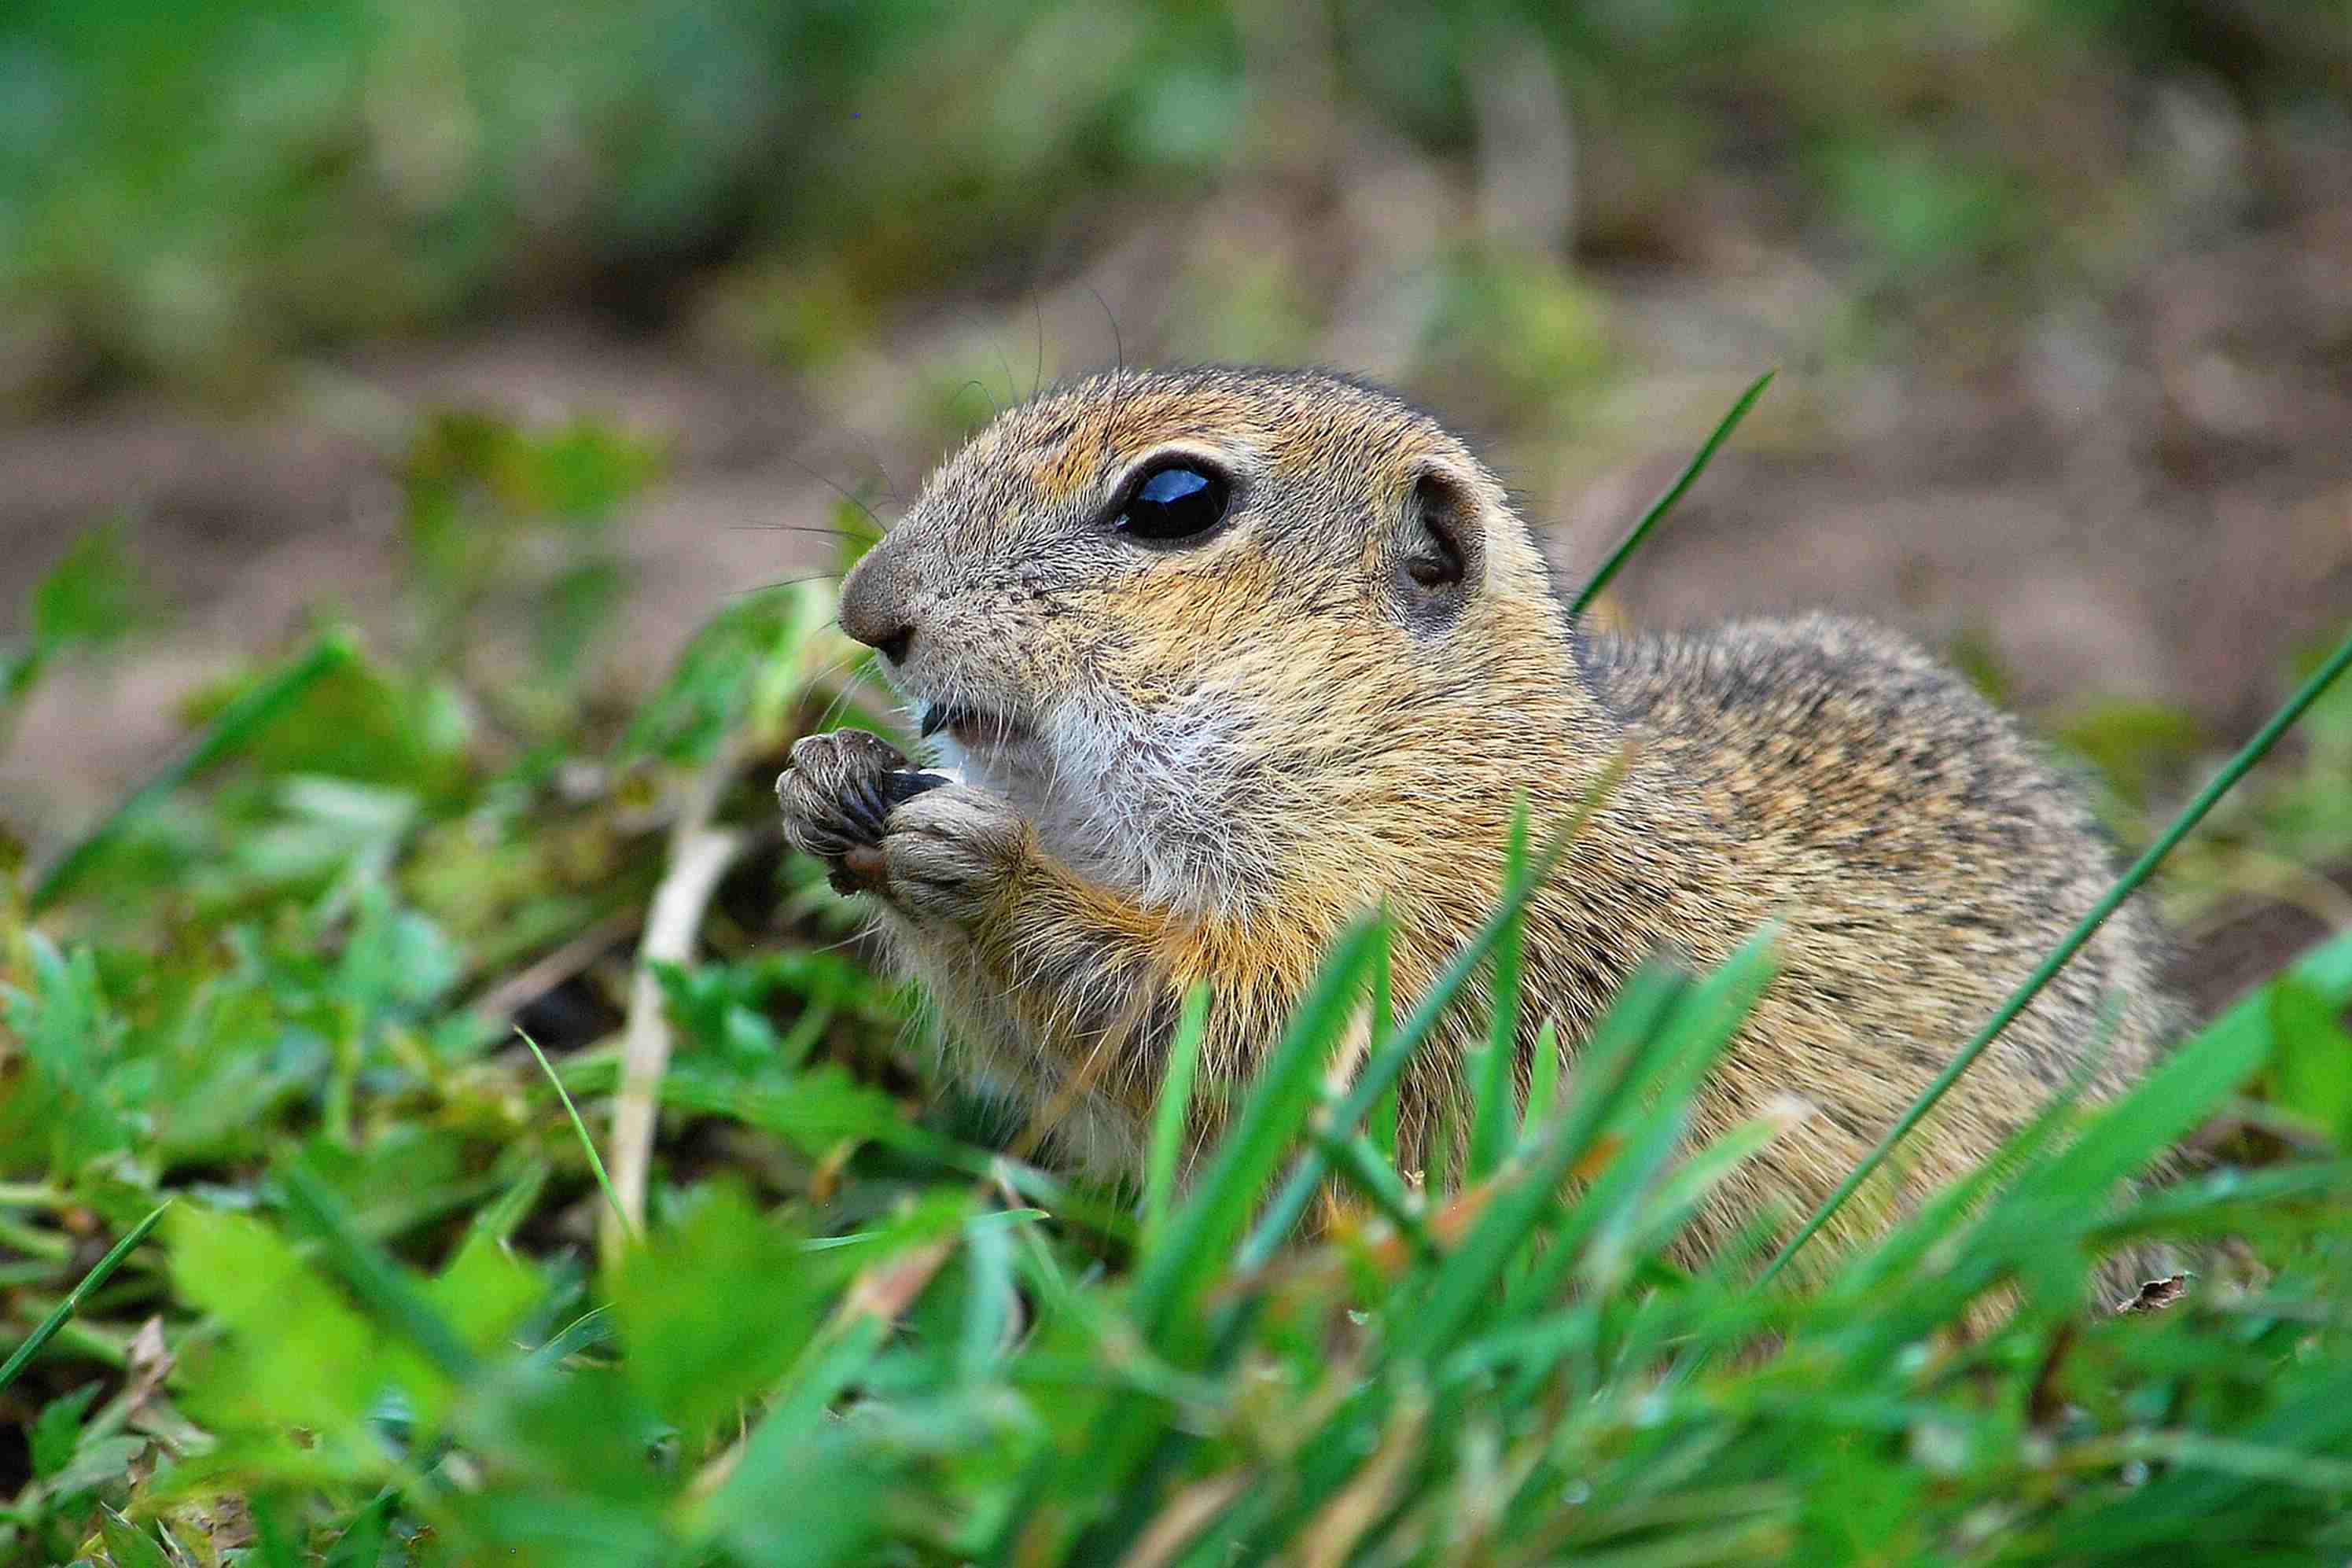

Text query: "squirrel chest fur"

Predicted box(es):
[775, 364, 2171, 1260]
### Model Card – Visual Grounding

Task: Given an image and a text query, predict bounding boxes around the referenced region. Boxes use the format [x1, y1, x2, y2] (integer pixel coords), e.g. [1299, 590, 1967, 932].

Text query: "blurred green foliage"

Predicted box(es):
[3, 0, 2346, 399]
[0, 525, 141, 753]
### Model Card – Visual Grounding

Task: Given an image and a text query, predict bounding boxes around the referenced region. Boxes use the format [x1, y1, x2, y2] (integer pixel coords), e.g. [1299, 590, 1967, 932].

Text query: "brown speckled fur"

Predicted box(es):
[776, 365, 2177, 1278]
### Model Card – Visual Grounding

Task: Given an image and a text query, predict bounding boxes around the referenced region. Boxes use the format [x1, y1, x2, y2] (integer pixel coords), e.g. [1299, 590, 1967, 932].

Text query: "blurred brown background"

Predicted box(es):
[2, 0, 2347, 1001]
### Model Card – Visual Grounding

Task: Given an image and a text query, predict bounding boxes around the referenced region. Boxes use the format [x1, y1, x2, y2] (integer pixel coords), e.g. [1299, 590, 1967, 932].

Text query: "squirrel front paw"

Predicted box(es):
[879, 786, 1029, 924]
[777, 728, 916, 894]
[777, 731, 1018, 917]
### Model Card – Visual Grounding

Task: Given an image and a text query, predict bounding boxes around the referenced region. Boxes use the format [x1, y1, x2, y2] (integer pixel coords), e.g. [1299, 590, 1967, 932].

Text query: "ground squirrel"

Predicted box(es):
[776, 365, 2173, 1265]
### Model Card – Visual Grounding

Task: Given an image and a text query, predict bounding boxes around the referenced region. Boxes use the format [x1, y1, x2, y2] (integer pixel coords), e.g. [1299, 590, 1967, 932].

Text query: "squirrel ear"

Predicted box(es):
[1395, 459, 1483, 612]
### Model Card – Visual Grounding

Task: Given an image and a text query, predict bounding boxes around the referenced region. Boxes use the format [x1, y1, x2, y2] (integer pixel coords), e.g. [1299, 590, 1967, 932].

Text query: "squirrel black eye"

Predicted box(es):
[1114, 463, 1229, 544]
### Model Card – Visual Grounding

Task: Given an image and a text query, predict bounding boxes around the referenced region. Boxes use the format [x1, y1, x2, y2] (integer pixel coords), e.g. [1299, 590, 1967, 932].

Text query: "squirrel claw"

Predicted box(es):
[779, 731, 971, 902]
[778, 728, 904, 870]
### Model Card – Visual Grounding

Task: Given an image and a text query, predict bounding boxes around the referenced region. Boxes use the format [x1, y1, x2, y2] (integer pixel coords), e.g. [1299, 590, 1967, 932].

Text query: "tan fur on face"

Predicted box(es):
[818, 365, 2177, 1279]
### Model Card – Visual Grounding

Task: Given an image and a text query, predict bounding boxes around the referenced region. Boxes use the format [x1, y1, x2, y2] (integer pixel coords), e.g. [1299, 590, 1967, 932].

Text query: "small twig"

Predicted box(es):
[602, 753, 746, 1261]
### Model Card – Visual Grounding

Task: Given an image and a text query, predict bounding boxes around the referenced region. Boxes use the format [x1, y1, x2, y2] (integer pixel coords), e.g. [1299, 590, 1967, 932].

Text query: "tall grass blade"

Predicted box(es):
[1762, 624, 2352, 1284]
[957, 1212, 1017, 1384]
[1130, 917, 1384, 1342]
[1239, 760, 1622, 1272]
[516, 1025, 630, 1239]
[1369, 933, 1399, 1163]
[1535, 941, 1774, 1310]
[1500, 962, 1691, 1316]
[1991, 991, 2273, 1221]
[1408, 938, 1772, 1361]
[1570, 370, 1775, 617]
[1524, 1016, 1562, 1143]
[0, 1200, 169, 1395]
[1468, 800, 1531, 1180]
[1142, 981, 1211, 1249]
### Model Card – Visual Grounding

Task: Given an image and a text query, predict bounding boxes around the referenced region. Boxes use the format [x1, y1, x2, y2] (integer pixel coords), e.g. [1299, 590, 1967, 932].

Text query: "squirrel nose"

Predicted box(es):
[839, 546, 916, 663]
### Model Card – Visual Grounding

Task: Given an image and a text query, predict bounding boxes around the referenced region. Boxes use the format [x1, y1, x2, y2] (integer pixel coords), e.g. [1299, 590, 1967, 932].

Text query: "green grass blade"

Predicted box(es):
[1142, 981, 1211, 1249]
[956, 1213, 1018, 1384]
[1237, 764, 1621, 1272]
[1039, 927, 1385, 1566]
[1507, 942, 1772, 1323]
[1408, 939, 1772, 1361]
[29, 629, 356, 911]
[1761, 623, 2352, 1286]
[0, 1201, 169, 1395]
[1317, 1127, 1431, 1253]
[1369, 936, 1399, 1164]
[1426, 1094, 1459, 1196]
[1627, 1109, 1795, 1261]
[1468, 800, 1531, 1181]
[1523, 1016, 1562, 1142]
[1131, 916, 1385, 1342]
[1496, 966, 1701, 1323]
[525, 1305, 617, 1371]
[2001, 990, 2275, 1211]
[1570, 371, 1775, 617]
[2085, 1161, 2352, 1248]
[278, 1165, 479, 1380]
[517, 1026, 630, 1239]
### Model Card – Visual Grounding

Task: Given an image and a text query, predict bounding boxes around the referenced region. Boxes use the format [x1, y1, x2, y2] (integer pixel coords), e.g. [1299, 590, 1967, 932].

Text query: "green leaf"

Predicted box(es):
[31, 1379, 101, 1479]
[698, 1321, 894, 1568]
[532, 418, 662, 523]
[2268, 978, 2352, 1150]
[31, 521, 145, 649]
[318, 1492, 396, 1568]
[617, 581, 838, 764]
[166, 1205, 386, 1434]
[425, 1228, 547, 1360]
[97, 1506, 175, 1568]
[46, 1435, 148, 1504]
[606, 1183, 826, 1437]
[2054, 700, 2204, 808]
[661, 1061, 915, 1161]
[278, 1163, 479, 1382]
[0, 934, 134, 1175]
[4, 933, 116, 1089]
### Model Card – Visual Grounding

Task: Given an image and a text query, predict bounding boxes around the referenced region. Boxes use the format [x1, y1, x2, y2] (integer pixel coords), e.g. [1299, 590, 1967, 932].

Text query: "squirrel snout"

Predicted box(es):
[840, 550, 916, 664]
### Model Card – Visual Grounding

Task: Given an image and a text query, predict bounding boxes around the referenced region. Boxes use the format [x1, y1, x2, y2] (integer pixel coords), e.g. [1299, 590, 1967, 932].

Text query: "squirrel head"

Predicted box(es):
[837, 365, 1597, 916]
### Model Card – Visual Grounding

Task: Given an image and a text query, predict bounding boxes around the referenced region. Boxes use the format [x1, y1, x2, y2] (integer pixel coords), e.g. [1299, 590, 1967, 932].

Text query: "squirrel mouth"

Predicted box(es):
[918, 703, 1026, 749]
